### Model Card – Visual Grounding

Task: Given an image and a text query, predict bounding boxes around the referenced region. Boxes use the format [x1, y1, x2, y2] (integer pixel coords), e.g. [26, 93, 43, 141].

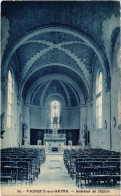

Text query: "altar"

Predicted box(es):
[44, 106, 66, 153]
[44, 133, 66, 153]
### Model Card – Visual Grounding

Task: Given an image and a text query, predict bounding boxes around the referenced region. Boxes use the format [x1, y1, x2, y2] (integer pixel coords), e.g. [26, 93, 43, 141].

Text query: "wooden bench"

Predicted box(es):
[88, 174, 121, 186]
[0, 175, 16, 184]
[1, 148, 46, 185]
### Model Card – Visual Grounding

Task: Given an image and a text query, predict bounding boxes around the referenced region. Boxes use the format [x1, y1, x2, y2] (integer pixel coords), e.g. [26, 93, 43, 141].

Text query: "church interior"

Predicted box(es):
[1, 1, 121, 191]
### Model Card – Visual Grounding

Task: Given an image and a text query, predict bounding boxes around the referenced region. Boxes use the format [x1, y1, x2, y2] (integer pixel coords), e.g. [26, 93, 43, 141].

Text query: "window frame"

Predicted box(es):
[7, 70, 13, 128]
[50, 100, 60, 129]
[96, 71, 103, 130]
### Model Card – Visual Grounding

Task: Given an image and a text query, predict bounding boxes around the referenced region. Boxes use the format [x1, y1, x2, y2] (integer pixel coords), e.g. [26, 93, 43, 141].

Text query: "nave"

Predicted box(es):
[33, 154, 76, 190]
[32, 150, 121, 190]
[1, 147, 120, 191]
[1, 1, 120, 195]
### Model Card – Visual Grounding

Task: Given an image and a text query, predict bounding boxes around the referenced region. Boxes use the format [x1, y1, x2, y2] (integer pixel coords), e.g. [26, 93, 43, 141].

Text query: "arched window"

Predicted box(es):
[51, 100, 60, 129]
[7, 70, 13, 128]
[96, 71, 102, 129]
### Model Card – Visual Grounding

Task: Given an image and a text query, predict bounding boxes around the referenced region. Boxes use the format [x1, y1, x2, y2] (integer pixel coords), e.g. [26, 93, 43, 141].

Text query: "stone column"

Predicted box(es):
[1, 77, 7, 141]
[86, 99, 93, 132]
[17, 96, 23, 146]
[1, 77, 7, 114]
[23, 103, 30, 146]
[79, 105, 86, 146]
[104, 77, 111, 150]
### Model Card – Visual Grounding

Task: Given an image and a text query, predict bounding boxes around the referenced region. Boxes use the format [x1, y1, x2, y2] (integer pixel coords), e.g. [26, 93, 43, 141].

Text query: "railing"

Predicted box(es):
[44, 134, 66, 139]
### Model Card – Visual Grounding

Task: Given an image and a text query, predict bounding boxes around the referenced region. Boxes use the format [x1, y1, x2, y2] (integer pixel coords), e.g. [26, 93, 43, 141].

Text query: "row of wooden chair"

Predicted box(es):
[1, 147, 46, 185]
[63, 148, 120, 187]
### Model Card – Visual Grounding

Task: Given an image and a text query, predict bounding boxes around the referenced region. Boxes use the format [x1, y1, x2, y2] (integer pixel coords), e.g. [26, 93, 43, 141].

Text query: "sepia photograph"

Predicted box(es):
[1, 1, 121, 195]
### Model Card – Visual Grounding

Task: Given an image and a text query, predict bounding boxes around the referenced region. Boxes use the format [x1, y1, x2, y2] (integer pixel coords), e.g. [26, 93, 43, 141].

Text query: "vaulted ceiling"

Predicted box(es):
[1, 1, 120, 107]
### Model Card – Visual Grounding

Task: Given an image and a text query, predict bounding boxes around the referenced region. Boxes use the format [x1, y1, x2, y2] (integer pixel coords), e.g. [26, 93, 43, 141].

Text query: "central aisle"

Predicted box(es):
[33, 154, 78, 191]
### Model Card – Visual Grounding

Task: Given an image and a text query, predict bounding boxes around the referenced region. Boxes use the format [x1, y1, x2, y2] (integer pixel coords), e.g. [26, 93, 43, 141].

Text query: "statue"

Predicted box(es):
[22, 123, 28, 145]
[53, 116, 58, 124]
[38, 131, 42, 140]
[1, 112, 5, 131]
[83, 129, 88, 146]
[22, 123, 28, 134]
[1, 113, 5, 138]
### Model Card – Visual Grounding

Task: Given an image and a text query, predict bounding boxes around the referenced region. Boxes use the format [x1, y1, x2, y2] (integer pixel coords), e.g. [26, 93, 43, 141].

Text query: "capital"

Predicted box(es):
[86, 98, 93, 107]
[1, 77, 7, 92]
[105, 77, 111, 92]
[17, 96, 23, 106]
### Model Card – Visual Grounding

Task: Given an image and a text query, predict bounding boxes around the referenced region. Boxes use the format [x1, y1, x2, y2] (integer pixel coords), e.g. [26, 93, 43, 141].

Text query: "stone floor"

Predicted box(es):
[33, 153, 77, 191]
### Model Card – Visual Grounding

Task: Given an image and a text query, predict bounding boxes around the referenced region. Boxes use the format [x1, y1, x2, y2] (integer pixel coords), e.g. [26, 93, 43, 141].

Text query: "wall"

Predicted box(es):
[90, 51, 120, 152]
[30, 105, 80, 130]
[1, 55, 19, 148]
[111, 68, 120, 151]
[90, 58, 111, 150]
[111, 34, 120, 152]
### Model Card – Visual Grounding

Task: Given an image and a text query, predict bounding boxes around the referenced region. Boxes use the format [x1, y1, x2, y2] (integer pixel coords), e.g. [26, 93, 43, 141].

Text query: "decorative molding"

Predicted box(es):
[1, 77, 7, 93]
[1, 112, 5, 139]
[40, 80, 52, 106]
[86, 97, 93, 106]
[20, 62, 88, 92]
[17, 96, 23, 106]
[105, 120, 107, 129]
[59, 81, 71, 107]
[21, 44, 88, 85]
[2, 26, 109, 80]
[44, 93, 66, 107]
[113, 117, 116, 127]
[118, 124, 121, 130]
[105, 77, 111, 92]
[24, 74, 86, 104]
[66, 82, 80, 106]
[1, 16, 10, 59]
[79, 104, 86, 109]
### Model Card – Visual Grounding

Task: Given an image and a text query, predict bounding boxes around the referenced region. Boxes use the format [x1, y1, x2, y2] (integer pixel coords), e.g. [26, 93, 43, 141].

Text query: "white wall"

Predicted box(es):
[111, 63, 120, 151]
[91, 58, 111, 150]
[90, 54, 120, 152]
[1, 56, 19, 148]
[30, 105, 80, 130]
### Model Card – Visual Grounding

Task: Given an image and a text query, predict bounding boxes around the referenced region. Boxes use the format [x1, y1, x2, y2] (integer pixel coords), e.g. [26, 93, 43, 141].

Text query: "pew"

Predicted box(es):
[63, 148, 120, 188]
[1, 147, 46, 185]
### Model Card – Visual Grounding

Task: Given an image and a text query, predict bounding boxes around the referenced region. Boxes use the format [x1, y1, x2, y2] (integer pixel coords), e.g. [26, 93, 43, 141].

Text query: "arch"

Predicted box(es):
[2, 26, 110, 80]
[59, 81, 71, 107]
[30, 81, 47, 104]
[20, 63, 90, 101]
[96, 71, 102, 95]
[20, 43, 89, 81]
[50, 100, 60, 129]
[112, 32, 120, 71]
[25, 74, 85, 104]
[40, 80, 71, 107]
[45, 93, 66, 107]
[66, 82, 80, 106]
[40, 80, 52, 106]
